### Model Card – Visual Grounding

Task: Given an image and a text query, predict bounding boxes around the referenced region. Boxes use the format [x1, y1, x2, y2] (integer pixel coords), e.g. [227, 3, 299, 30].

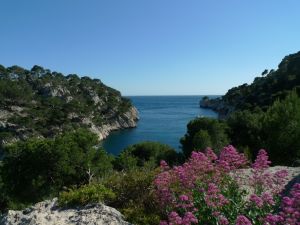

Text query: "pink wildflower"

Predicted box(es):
[252, 149, 271, 170]
[218, 215, 229, 225]
[278, 183, 300, 224]
[205, 147, 218, 161]
[160, 160, 170, 171]
[249, 194, 264, 208]
[264, 214, 283, 224]
[265, 183, 300, 224]
[236, 215, 252, 225]
[205, 183, 229, 208]
[179, 194, 189, 201]
[182, 212, 198, 225]
[218, 145, 248, 171]
[261, 192, 275, 206]
[159, 221, 169, 225]
[168, 211, 182, 225]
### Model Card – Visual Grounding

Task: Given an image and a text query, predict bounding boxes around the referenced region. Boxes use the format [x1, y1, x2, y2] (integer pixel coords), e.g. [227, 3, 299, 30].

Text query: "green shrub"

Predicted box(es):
[262, 91, 300, 165]
[102, 167, 162, 225]
[192, 130, 212, 151]
[113, 150, 139, 171]
[58, 184, 116, 207]
[0, 129, 114, 209]
[226, 91, 300, 165]
[181, 117, 230, 157]
[114, 141, 183, 171]
[227, 109, 264, 159]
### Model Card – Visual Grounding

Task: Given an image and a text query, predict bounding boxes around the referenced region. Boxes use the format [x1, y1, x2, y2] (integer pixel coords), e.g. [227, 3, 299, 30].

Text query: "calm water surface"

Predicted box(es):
[102, 96, 219, 155]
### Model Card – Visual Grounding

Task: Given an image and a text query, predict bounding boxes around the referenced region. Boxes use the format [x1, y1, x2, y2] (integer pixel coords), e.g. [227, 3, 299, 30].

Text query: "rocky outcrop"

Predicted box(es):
[200, 97, 233, 119]
[88, 106, 139, 140]
[0, 199, 130, 225]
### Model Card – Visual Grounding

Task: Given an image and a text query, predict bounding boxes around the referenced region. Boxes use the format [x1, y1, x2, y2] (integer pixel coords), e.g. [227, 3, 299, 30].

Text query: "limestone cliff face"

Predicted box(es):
[0, 105, 139, 146]
[0, 65, 139, 147]
[200, 97, 233, 119]
[88, 106, 139, 140]
[0, 198, 130, 225]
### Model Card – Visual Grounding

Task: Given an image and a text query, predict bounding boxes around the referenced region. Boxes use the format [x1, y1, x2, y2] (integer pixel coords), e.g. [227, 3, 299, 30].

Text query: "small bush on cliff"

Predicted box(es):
[58, 184, 116, 207]
[103, 165, 162, 225]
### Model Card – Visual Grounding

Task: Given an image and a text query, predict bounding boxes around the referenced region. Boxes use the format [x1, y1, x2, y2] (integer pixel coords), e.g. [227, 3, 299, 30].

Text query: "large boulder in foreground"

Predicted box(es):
[0, 198, 130, 225]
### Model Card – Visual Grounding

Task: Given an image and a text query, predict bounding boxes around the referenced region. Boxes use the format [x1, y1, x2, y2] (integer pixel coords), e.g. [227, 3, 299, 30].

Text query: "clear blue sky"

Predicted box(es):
[0, 0, 300, 96]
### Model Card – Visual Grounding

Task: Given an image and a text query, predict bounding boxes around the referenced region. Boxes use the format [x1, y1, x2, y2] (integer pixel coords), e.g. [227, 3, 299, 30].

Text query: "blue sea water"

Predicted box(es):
[102, 96, 219, 155]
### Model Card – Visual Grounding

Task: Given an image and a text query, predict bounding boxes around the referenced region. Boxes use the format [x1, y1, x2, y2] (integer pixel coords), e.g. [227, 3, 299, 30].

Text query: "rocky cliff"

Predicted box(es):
[0, 65, 139, 147]
[200, 96, 233, 119]
[0, 198, 130, 225]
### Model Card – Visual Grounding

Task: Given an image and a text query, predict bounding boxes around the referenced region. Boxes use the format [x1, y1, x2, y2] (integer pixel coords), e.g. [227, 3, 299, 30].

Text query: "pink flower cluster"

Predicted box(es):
[265, 183, 300, 225]
[236, 215, 252, 225]
[154, 146, 246, 208]
[252, 149, 271, 170]
[164, 211, 198, 225]
[250, 150, 289, 196]
[154, 145, 248, 224]
[218, 145, 249, 171]
[159, 194, 198, 225]
[205, 183, 229, 208]
[154, 146, 293, 225]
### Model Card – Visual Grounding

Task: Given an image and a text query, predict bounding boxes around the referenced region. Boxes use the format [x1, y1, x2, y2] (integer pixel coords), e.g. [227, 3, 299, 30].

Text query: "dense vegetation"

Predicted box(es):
[183, 91, 300, 165]
[0, 129, 114, 210]
[180, 117, 229, 157]
[114, 141, 183, 170]
[0, 64, 134, 150]
[5, 132, 295, 224]
[0, 134, 180, 224]
[185, 52, 300, 165]
[228, 91, 300, 165]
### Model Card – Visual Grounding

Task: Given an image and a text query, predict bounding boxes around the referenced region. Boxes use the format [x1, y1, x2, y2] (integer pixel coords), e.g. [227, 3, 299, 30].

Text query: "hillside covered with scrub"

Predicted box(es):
[0, 65, 138, 151]
[200, 51, 300, 118]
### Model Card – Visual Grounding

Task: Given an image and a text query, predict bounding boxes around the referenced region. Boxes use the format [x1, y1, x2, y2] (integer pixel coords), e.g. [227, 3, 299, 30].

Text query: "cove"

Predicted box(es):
[102, 96, 219, 155]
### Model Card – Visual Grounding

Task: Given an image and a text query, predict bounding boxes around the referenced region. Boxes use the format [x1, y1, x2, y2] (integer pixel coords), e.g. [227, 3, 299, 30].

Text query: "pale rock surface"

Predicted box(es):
[0, 198, 131, 225]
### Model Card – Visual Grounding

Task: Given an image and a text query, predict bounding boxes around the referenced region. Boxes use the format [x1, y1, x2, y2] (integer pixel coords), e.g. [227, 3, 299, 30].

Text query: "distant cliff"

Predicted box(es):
[0, 65, 139, 147]
[200, 51, 300, 118]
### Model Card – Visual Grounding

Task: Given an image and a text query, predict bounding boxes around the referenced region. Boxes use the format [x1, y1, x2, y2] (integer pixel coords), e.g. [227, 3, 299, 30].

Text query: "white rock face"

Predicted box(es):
[0, 199, 131, 225]
[93, 106, 139, 140]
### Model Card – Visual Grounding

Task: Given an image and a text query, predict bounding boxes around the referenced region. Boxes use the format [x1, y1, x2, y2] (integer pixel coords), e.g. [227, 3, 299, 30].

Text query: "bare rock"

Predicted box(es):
[0, 198, 131, 225]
